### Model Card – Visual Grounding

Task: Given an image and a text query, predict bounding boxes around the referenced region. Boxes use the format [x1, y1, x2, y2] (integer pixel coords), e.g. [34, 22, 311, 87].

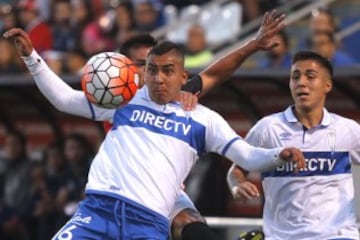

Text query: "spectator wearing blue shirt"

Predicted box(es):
[258, 31, 292, 69]
[311, 30, 357, 67]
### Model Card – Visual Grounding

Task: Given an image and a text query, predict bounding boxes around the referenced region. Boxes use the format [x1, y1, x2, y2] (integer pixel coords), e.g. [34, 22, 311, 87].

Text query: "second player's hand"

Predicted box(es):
[279, 147, 305, 172]
[231, 181, 260, 201]
[3, 28, 34, 57]
[254, 9, 286, 50]
[177, 91, 199, 111]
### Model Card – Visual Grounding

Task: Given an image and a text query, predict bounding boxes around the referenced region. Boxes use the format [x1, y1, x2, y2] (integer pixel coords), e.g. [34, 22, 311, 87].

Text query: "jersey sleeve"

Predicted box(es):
[181, 75, 203, 94]
[349, 120, 360, 165]
[245, 118, 267, 147]
[22, 50, 114, 121]
[204, 110, 284, 172]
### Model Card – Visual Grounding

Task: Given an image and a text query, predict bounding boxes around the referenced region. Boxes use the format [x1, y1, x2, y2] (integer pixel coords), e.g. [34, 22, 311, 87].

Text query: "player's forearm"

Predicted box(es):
[225, 139, 284, 172]
[22, 50, 93, 118]
[199, 39, 259, 96]
[226, 164, 248, 189]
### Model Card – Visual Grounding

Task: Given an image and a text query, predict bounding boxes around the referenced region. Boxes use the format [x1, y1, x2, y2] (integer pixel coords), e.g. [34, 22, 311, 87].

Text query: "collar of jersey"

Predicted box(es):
[284, 105, 332, 127]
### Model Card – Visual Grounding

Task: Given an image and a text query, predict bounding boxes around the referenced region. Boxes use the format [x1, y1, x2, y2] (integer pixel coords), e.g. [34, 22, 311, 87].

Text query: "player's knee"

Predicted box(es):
[171, 208, 205, 240]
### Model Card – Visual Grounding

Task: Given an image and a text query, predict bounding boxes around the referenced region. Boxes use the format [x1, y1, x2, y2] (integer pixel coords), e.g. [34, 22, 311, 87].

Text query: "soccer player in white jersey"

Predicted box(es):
[104, 10, 287, 240]
[227, 51, 360, 240]
[4, 27, 306, 239]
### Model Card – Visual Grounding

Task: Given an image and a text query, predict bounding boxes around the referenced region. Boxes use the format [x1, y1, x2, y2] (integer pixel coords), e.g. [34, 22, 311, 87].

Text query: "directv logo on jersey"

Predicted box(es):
[263, 151, 351, 177]
[130, 110, 192, 135]
[113, 104, 206, 153]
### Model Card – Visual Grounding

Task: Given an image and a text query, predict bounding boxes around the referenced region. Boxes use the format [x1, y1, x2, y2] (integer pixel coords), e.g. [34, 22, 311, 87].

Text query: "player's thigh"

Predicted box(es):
[173, 208, 205, 225]
[171, 208, 205, 240]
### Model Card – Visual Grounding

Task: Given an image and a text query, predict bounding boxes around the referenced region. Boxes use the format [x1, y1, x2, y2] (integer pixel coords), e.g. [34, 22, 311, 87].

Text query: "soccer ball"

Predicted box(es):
[81, 52, 138, 109]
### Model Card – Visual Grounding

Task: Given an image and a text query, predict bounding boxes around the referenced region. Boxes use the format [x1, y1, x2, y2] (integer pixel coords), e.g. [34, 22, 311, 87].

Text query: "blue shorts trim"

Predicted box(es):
[52, 192, 169, 240]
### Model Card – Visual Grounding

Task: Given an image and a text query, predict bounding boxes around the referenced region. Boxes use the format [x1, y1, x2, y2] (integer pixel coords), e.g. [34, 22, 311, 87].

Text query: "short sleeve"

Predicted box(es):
[181, 75, 203, 94]
[204, 109, 240, 154]
[349, 120, 360, 165]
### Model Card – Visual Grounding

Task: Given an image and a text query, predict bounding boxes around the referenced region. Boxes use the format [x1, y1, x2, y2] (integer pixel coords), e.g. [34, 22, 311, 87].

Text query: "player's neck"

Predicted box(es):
[294, 107, 324, 129]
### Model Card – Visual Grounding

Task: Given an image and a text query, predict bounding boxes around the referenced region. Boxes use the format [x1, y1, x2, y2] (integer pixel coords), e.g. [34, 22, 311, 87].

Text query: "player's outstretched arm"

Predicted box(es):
[198, 9, 286, 97]
[225, 137, 305, 173]
[3, 28, 113, 121]
[226, 164, 260, 200]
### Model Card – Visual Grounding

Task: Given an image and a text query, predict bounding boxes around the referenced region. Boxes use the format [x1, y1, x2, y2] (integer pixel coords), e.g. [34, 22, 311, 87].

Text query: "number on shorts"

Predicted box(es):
[54, 225, 77, 240]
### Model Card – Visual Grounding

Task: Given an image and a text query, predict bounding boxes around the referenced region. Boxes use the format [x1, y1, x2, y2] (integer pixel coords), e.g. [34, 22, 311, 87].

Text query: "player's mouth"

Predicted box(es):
[296, 92, 309, 97]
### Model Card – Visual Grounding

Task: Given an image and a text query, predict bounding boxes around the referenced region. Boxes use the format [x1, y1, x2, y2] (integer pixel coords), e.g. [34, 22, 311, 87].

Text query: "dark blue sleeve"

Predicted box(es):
[181, 75, 203, 94]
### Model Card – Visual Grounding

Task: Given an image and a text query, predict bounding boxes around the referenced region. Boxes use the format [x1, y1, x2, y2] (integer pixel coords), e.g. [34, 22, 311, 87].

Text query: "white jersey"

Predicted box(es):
[23, 50, 286, 218]
[246, 106, 360, 240]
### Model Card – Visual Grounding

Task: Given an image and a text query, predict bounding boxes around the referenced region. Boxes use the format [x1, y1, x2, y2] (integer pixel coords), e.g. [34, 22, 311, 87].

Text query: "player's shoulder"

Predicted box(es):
[191, 104, 227, 123]
[254, 112, 284, 128]
[330, 112, 360, 129]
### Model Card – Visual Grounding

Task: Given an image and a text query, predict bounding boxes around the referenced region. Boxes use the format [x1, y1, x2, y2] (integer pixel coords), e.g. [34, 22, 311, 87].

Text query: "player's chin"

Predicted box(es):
[152, 95, 169, 105]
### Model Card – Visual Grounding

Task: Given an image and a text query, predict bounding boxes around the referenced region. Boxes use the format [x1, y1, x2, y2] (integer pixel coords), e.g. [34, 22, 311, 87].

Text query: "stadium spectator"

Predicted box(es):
[63, 49, 87, 74]
[113, 1, 135, 46]
[184, 24, 213, 69]
[17, 0, 53, 53]
[228, 51, 360, 239]
[310, 30, 357, 66]
[56, 133, 92, 222]
[133, 0, 164, 32]
[310, 8, 337, 33]
[257, 30, 292, 68]
[80, 12, 116, 57]
[0, 38, 25, 74]
[50, 0, 76, 52]
[0, 3, 17, 35]
[0, 198, 27, 240]
[70, 0, 93, 52]
[0, 130, 34, 239]
[41, 50, 64, 74]
[162, 0, 209, 10]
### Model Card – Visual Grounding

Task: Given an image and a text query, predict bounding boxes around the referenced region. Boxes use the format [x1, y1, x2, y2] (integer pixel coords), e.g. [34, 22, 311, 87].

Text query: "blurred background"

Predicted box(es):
[0, 0, 360, 239]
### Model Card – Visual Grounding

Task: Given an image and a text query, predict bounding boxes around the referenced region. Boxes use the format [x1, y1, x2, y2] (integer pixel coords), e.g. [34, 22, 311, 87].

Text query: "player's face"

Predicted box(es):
[289, 60, 332, 113]
[128, 46, 151, 88]
[145, 50, 187, 105]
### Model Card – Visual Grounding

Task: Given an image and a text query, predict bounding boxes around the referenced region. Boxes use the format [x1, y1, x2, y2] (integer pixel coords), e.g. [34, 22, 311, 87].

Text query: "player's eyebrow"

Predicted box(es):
[305, 69, 318, 75]
[148, 63, 175, 68]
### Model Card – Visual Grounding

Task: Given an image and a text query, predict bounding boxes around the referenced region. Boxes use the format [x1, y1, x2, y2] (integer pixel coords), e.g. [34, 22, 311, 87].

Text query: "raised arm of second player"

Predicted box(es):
[4, 28, 114, 121]
[198, 10, 286, 97]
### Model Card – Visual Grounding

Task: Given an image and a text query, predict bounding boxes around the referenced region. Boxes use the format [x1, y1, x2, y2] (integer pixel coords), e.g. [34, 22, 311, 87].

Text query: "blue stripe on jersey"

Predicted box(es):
[87, 99, 95, 121]
[221, 137, 241, 155]
[262, 151, 351, 178]
[112, 104, 206, 154]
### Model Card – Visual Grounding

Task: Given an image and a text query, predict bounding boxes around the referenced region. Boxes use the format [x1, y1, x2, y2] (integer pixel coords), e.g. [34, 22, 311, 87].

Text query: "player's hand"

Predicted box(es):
[231, 181, 260, 201]
[177, 91, 199, 111]
[253, 9, 286, 50]
[279, 147, 305, 173]
[3, 28, 33, 57]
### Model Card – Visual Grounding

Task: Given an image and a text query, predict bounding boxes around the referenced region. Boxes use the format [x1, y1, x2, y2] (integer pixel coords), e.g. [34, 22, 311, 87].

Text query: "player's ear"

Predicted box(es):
[325, 78, 333, 93]
[182, 70, 188, 85]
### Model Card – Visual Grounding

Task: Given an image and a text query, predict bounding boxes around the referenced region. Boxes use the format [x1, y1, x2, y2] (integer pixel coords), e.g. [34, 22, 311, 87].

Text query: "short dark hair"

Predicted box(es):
[292, 50, 334, 80]
[119, 33, 157, 57]
[148, 41, 184, 60]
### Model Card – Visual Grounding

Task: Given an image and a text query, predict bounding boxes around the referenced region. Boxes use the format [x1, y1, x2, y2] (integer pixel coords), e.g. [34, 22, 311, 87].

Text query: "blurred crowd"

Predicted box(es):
[1, 0, 357, 77]
[0, 130, 93, 240]
[0, 1, 359, 239]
